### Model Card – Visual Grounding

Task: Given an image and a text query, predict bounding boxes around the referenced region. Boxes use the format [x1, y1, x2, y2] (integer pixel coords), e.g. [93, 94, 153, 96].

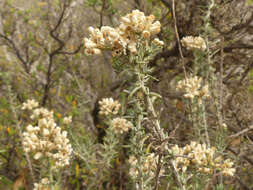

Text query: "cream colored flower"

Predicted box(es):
[34, 152, 43, 160]
[22, 99, 39, 110]
[128, 41, 137, 54]
[83, 10, 163, 57]
[128, 153, 161, 179]
[33, 178, 50, 190]
[63, 116, 72, 125]
[176, 76, 210, 100]
[111, 118, 132, 134]
[149, 21, 161, 35]
[152, 38, 164, 47]
[222, 123, 227, 130]
[23, 106, 72, 169]
[142, 30, 151, 39]
[84, 47, 102, 55]
[30, 108, 54, 120]
[181, 36, 206, 50]
[99, 98, 121, 116]
[222, 167, 236, 176]
[170, 142, 235, 176]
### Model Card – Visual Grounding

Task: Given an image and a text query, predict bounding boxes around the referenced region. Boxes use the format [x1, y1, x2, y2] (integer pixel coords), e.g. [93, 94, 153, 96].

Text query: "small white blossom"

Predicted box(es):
[128, 41, 137, 54]
[222, 123, 227, 130]
[152, 38, 164, 47]
[83, 10, 163, 57]
[34, 152, 43, 160]
[170, 142, 235, 176]
[176, 76, 210, 100]
[23, 106, 72, 169]
[63, 116, 72, 125]
[181, 36, 206, 50]
[31, 108, 54, 120]
[33, 178, 50, 190]
[111, 118, 132, 134]
[128, 153, 162, 179]
[142, 30, 151, 39]
[99, 98, 121, 116]
[22, 99, 39, 110]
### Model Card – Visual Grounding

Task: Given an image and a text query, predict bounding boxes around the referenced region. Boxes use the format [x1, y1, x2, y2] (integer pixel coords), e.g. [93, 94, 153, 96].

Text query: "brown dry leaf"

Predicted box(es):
[116, 157, 121, 166]
[13, 176, 24, 190]
[96, 124, 105, 129]
[176, 100, 184, 112]
[13, 169, 28, 190]
[229, 138, 241, 147]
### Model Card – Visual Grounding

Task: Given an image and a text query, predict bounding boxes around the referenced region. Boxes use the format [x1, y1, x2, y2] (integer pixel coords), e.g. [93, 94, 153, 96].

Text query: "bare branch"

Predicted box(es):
[229, 125, 253, 138]
[99, 0, 106, 28]
[0, 33, 29, 72]
[171, 0, 187, 78]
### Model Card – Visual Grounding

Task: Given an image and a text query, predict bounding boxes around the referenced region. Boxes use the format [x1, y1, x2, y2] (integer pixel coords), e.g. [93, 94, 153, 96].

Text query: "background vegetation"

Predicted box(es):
[0, 0, 252, 189]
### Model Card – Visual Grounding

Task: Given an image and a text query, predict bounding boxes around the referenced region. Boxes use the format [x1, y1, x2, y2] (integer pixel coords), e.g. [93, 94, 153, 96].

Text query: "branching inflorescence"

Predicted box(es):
[98, 97, 121, 116]
[171, 142, 235, 176]
[176, 76, 210, 101]
[0, 0, 244, 188]
[83, 10, 163, 56]
[181, 36, 206, 51]
[22, 99, 72, 169]
[33, 178, 50, 190]
[98, 97, 133, 134]
[82, 8, 236, 190]
[128, 153, 163, 179]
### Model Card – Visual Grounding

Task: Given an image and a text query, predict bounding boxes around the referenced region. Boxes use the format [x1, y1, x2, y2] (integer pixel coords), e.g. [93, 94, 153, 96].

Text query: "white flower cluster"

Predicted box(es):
[176, 76, 210, 100]
[120, 10, 161, 38]
[63, 116, 72, 125]
[30, 107, 54, 120]
[22, 100, 72, 168]
[33, 178, 50, 190]
[170, 142, 235, 176]
[129, 153, 160, 179]
[21, 99, 39, 110]
[99, 98, 133, 134]
[152, 38, 164, 47]
[181, 36, 206, 50]
[111, 117, 132, 134]
[84, 10, 163, 56]
[98, 98, 121, 116]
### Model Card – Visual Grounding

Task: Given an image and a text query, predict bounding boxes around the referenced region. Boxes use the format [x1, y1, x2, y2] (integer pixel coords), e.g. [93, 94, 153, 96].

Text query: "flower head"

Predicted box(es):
[176, 76, 210, 100]
[33, 178, 50, 190]
[111, 118, 132, 134]
[23, 106, 72, 169]
[63, 116, 72, 125]
[22, 99, 39, 110]
[170, 142, 235, 176]
[181, 36, 206, 50]
[99, 98, 121, 116]
[83, 10, 164, 56]
[128, 153, 162, 179]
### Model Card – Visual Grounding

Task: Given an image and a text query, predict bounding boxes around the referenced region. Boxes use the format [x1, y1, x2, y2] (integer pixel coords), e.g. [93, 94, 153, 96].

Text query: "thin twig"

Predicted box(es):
[171, 0, 187, 79]
[153, 154, 162, 190]
[227, 147, 253, 166]
[228, 125, 253, 138]
[169, 160, 186, 190]
[235, 175, 251, 190]
[99, 0, 106, 28]
[42, 1, 69, 106]
[0, 34, 29, 73]
[202, 104, 210, 147]
[218, 37, 224, 127]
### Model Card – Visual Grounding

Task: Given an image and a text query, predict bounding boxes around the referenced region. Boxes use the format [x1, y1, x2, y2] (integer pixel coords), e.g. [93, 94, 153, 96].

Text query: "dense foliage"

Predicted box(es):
[0, 0, 253, 189]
